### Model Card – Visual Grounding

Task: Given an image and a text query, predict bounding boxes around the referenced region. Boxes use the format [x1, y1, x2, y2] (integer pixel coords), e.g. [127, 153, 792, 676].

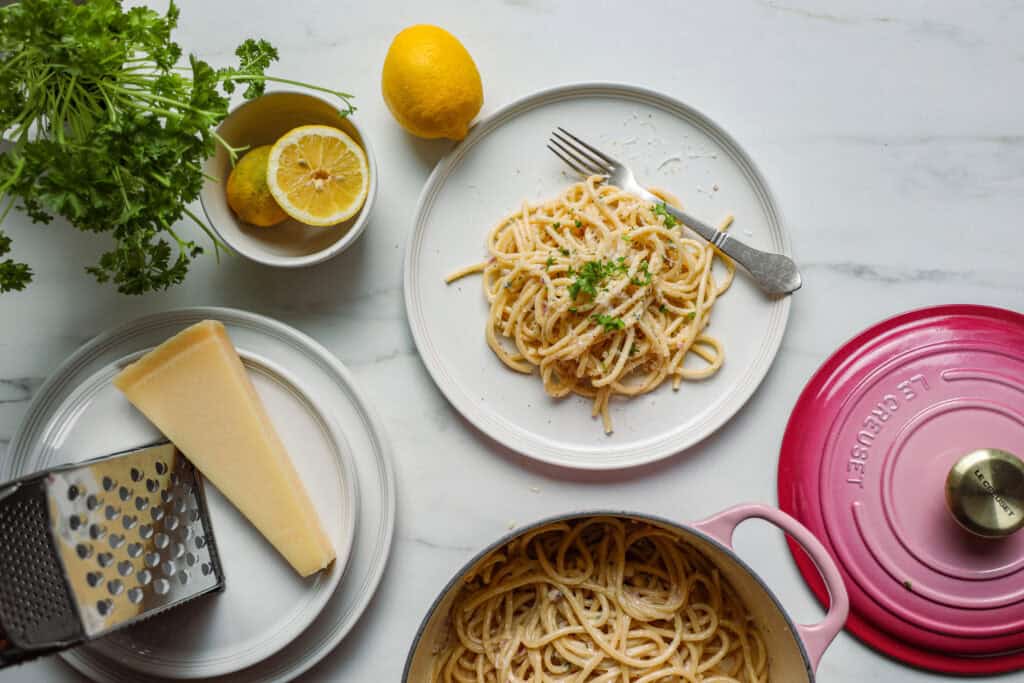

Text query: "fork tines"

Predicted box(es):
[547, 127, 615, 178]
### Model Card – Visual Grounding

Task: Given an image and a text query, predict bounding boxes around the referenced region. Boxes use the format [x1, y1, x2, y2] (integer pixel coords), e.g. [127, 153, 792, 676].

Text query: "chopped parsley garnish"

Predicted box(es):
[574, 219, 583, 228]
[545, 255, 555, 268]
[652, 202, 678, 228]
[621, 233, 632, 242]
[567, 257, 627, 300]
[659, 303, 667, 313]
[630, 260, 652, 287]
[685, 311, 696, 321]
[560, 248, 570, 257]
[629, 344, 638, 355]
[568, 307, 577, 313]
[552, 222, 561, 228]
[591, 314, 625, 331]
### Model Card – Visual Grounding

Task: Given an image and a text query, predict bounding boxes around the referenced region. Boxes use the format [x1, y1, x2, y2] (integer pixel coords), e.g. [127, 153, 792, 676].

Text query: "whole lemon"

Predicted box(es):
[382, 25, 483, 140]
[225, 145, 288, 227]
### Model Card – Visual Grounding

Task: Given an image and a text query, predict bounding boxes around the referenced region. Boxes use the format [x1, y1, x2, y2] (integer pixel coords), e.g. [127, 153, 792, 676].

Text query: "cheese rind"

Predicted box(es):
[113, 320, 335, 577]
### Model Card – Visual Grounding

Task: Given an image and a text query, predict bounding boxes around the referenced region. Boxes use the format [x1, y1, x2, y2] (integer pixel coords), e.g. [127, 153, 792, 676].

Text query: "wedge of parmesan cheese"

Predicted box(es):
[114, 320, 334, 577]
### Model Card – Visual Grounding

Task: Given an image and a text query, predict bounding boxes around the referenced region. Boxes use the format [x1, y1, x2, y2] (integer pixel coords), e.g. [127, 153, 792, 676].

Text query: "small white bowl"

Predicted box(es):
[199, 91, 378, 268]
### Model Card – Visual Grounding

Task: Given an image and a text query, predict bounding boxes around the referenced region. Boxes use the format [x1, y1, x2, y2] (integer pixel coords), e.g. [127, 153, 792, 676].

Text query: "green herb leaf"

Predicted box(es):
[591, 313, 625, 331]
[567, 258, 628, 300]
[545, 255, 555, 268]
[574, 219, 582, 228]
[659, 303, 667, 313]
[652, 202, 678, 228]
[630, 260, 652, 287]
[560, 248, 570, 257]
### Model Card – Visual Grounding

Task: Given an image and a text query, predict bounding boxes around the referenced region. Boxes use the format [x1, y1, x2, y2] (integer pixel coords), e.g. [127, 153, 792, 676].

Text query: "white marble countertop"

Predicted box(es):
[2, 0, 1023, 680]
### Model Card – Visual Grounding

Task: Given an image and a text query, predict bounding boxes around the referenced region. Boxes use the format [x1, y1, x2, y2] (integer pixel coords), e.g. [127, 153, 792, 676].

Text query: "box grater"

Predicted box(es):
[0, 442, 225, 668]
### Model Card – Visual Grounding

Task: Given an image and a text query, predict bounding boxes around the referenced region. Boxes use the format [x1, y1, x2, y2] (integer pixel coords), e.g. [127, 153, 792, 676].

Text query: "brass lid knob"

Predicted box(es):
[945, 449, 1024, 538]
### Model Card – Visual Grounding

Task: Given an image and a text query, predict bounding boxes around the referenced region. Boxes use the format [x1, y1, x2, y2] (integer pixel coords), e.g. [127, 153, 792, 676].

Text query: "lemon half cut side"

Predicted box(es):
[266, 125, 369, 227]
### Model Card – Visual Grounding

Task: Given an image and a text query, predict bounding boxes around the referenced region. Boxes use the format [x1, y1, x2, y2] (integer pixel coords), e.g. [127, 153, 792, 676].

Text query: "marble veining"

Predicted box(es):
[0, 1, 1022, 681]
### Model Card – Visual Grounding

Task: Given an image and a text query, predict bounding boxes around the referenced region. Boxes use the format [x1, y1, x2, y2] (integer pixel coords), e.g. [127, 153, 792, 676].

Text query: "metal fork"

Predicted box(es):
[547, 127, 802, 296]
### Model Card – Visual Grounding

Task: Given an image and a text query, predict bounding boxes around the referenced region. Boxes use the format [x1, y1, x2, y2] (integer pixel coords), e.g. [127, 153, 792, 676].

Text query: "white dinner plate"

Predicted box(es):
[6, 307, 396, 682]
[404, 83, 792, 469]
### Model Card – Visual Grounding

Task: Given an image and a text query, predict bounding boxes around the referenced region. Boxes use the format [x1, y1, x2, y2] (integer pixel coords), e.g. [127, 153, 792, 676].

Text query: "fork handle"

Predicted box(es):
[665, 205, 802, 296]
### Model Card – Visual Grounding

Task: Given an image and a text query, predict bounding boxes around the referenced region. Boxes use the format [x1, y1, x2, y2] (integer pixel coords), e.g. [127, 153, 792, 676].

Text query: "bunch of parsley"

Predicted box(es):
[0, 0, 354, 294]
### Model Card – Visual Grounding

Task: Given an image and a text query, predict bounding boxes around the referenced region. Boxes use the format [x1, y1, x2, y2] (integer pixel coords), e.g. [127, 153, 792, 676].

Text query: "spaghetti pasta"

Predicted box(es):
[446, 176, 735, 433]
[431, 518, 769, 683]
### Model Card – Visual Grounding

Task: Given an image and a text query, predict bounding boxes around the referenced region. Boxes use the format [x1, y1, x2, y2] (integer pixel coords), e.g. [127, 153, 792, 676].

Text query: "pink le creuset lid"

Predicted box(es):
[778, 304, 1024, 675]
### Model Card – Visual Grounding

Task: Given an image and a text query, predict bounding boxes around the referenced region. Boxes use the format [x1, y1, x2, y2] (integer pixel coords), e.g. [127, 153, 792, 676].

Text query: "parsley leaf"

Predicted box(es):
[652, 202, 678, 228]
[630, 260, 652, 287]
[591, 314, 625, 331]
[574, 219, 582, 228]
[560, 248, 570, 256]
[545, 255, 555, 268]
[659, 303, 667, 313]
[567, 257, 627, 300]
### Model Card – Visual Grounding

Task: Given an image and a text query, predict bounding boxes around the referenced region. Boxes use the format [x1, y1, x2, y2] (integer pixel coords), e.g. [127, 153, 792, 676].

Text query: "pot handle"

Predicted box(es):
[692, 504, 849, 672]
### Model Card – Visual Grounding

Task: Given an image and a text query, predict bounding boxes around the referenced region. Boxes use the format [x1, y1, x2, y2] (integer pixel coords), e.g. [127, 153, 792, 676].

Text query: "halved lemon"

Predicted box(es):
[266, 125, 369, 227]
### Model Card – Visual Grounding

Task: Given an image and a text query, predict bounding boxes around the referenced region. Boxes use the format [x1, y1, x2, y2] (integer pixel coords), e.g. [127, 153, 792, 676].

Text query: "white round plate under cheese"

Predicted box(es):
[404, 82, 792, 469]
[5, 307, 396, 682]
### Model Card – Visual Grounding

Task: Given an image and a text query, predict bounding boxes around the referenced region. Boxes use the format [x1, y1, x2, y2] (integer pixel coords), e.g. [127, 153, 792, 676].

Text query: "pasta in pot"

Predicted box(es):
[431, 518, 769, 683]
[446, 176, 734, 433]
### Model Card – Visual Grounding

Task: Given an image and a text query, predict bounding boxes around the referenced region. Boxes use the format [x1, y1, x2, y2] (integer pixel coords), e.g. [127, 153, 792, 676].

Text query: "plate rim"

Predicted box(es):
[7, 306, 396, 683]
[403, 81, 792, 470]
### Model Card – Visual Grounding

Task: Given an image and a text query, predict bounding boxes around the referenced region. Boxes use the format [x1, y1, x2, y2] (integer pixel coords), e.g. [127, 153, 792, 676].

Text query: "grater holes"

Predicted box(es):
[69, 514, 82, 531]
[118, 486, 130, 502]
[0, 490, 77, 644]
[88, 523, 106, 540]
[97, 552, 113, 568]
[104, 505, 120, 521]
[67, 485, 79, 501]
[154, 533, 169, 550]
[127, 588, 144, 604]
[122, 514, 138, 530]
[96, 599, 112, 616]
[135, 496, 149, 511]
[155, 461, 167, 475]
[153, 578, 170, 595]
[130, 468, 143, 483]
[117, 561, 134, 577]
[137, 569, 152, 586]
[101, 476, 114, 492]
[107, 579, 124, 596]
[126, 542, 143, 558]
[178, 570, 190, 586]
[86, 571, 103, 588]
[108, 533, 125, 549]
[85, 494, 100, 511]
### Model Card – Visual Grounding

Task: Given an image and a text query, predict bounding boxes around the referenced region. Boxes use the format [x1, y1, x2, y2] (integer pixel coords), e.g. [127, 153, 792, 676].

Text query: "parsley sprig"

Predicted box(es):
[0, 0, 355, 294]
[630, 260, 652, 287]
[591, 313, 625, 331]
[567, 257, 627, 300]
[652, 202, 678, 228]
